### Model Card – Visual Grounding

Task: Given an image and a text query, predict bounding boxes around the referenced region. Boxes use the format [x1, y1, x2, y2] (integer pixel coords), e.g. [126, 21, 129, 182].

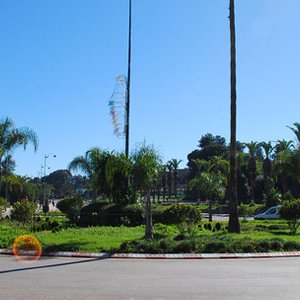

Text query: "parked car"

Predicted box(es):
[254, 205, 281, 220]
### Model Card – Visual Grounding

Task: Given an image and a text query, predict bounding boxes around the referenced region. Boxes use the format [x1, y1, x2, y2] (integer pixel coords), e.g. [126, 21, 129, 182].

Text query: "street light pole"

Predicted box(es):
[42, 153, 56, 214]
[125, 0, 132, 158]
[44, 153, 56, 177]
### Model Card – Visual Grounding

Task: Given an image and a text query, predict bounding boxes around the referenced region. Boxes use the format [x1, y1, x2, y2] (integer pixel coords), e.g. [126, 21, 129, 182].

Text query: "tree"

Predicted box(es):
[260, 141, 274, 195]
[131, 144, 162, 239]
[168, 159, 182, 199]
[228, 0, 240, 233]
[68, 148, 113, 198]
[166, 162, 173, 199]
[260, 141, 273, 179]
[105, 152, 132, 204]
[189, 157, 228, 222]
[44, 170, 73, 198]
[274, 139, 294, 158]
[0, 117, 38, 193]
[280, 199, 300, 235]
[287, 122, 300, 143]
[187, 133, 227, 175]
[244, 141, 261, 204]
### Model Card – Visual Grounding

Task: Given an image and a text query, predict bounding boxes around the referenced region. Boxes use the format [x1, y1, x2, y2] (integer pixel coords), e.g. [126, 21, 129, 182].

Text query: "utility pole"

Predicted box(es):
[125, 0, 132, 157]
[228, 0, 241, 233]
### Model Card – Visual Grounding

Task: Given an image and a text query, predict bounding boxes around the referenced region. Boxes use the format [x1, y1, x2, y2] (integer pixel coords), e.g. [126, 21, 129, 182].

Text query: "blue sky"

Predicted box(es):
[1, 0, 300, 177]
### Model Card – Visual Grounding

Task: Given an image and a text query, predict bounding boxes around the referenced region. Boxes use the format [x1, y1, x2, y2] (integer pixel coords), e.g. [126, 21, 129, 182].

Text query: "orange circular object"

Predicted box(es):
[12, 234, 42, 261]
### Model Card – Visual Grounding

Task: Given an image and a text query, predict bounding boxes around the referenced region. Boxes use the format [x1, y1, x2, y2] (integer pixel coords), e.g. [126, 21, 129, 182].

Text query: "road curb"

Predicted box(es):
[1, 248, 300, 259]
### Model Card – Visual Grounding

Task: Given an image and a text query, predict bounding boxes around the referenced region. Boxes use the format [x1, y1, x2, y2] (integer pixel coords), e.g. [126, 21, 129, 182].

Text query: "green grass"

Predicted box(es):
[2, 218, 300, 253]
[0, 220, 144, 252]
[36, 226, 144, 252]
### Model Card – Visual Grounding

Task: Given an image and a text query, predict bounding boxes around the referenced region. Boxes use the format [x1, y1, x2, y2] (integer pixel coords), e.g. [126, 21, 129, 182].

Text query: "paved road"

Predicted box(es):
[1, 255, 300, 299]
[202, 213, 254, 222]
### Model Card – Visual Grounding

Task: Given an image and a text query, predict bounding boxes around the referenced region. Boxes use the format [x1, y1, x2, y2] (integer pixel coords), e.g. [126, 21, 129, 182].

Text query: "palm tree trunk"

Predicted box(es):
[174, 170, 178, 199]
[144, 190, 153, 239]
[209, 196, 213, 222]
[250, 175, 256, 205]
[228, 0, 240, 233]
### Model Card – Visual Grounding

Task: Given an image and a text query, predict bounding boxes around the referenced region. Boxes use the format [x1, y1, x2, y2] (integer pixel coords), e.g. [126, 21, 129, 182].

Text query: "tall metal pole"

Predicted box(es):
[228, 0, 240, 233]
[125, 0, 132, 157]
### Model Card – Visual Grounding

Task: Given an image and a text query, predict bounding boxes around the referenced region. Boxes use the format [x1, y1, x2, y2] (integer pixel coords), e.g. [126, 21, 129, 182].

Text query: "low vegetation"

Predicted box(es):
[2, 214, 300, 253]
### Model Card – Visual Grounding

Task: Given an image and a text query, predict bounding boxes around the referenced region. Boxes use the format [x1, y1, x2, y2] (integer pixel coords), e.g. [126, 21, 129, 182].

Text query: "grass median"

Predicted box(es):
[1, 219, 300, 253]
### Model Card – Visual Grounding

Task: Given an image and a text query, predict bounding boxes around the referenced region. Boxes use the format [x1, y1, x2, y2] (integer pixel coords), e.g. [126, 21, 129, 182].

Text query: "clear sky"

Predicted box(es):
[1, 0, 300, 177]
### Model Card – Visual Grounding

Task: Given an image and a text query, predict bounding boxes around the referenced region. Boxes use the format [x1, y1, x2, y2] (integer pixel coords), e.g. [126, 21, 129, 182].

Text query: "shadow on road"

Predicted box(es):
[0, 254, 110, 275]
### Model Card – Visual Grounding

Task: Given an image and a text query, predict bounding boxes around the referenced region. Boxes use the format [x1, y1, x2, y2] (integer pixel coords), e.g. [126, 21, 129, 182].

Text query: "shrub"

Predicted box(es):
[283, 240, 300, 251]
[173, 240, 196, 253]
[163, 204, 201, 225]
[203, 241, 227, 253]
[269, 239, 284, 251]
[57, 196, 84, 223]
[228, 238, 256, 253]
[11, 200, 36, 224]
[79, 203, 144, 227]
[280, 199, 300, 235]
[256, 240, 271, 252]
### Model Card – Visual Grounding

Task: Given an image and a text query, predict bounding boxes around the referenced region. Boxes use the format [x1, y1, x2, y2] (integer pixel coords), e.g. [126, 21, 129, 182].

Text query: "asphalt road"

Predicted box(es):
[1, 255, 300, 299]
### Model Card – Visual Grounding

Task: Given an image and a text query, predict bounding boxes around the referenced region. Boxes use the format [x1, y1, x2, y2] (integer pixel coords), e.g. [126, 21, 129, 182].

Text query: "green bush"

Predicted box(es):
[203, 241, 227, 253]
[280, 199, 300, 235]
[283, 240, 300, 251]
[163, 204, 201, 225]
[79, 203, 144, 227]
[173, 240, 196, 253]
[57, 196, 84, 223]
[269, 238, 284, 251]
[255, 240, 271, 252]
[11, 200, 36, 224]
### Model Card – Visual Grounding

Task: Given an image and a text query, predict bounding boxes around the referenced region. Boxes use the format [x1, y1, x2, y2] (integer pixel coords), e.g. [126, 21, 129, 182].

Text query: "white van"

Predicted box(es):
[254, 206, 281, 220]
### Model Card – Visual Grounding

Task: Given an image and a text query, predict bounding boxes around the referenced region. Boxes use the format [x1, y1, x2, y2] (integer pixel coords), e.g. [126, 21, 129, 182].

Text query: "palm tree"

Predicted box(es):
[260, 141, 274, 180]
[68, 148, 112, 198]
[0, 117, 38, 192]
[131, 144, 162, 239]
[228, 0, 240, 233]
[244, 141, 260, 204]
[273, 140, 294, 194]
[287, 123, 300, 143]
[274, 139, 294, 157]
[189, 157, 227, 222]
[105, 152, 132, 203]
[168, 159, 182, 199]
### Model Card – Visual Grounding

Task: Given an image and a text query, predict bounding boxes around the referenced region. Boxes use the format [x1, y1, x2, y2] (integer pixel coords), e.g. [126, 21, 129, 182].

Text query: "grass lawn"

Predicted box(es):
[37, 226, 144, 252]
[0, 220, 144, 252]
[1, 218, 300, 253]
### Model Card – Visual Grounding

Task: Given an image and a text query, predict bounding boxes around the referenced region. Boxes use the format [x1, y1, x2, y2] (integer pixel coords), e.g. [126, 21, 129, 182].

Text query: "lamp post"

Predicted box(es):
[42, 153, 56, 214]
[44, 153, 56, 177]
[125, 0, 132, 158]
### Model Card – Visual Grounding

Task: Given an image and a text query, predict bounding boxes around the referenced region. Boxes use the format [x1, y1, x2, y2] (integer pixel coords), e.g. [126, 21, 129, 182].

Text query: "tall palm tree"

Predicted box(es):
[287, 122, 300, 143]
[260, 141, 274, 180]
[168, 159, 182, 199]
[228, 0, 240, 233]
[0, 117, 38, 189]
[131, 144, 162, 239]
[244, 141, 260, 204]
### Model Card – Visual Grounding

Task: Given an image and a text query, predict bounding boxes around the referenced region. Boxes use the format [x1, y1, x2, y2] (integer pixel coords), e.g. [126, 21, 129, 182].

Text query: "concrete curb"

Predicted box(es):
[1, 248, 300, 259]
